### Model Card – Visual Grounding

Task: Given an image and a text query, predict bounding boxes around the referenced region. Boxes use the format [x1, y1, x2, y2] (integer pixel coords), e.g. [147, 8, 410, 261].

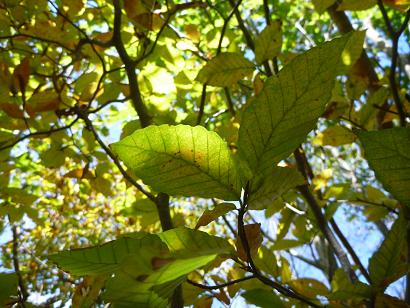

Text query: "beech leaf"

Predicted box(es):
[196, 52, 254, 87]
[111, 124, 249, 200]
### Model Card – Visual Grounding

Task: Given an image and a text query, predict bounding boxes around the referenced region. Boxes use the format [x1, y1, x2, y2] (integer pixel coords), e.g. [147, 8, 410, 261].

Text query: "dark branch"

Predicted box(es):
[75, 107, 155, 201]
[0, 118, 79, 152]
[11, 222, 28, 305]
[187, 275, 256, 290]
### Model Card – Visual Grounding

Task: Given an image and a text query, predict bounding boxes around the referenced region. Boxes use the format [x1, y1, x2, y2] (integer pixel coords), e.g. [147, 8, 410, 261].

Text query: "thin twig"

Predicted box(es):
[187, 275, 256, 290]
[237, 184, 321, 307]
[329, 218, 372, 284]
[75, 107, 155, 201]
[377, 1, 410, 126]
[0, 118, 79, 151]
[294, 149, 357, 282]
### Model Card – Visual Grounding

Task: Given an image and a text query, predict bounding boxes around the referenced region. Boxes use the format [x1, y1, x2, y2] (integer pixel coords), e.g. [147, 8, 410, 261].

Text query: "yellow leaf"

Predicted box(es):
[195, 203, 236, 229]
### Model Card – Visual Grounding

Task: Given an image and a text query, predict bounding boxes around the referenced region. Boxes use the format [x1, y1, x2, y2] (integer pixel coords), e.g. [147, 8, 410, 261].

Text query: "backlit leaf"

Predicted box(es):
[196, 52, 254, 87]
[26, 91, 60, 116]
[338, 0, 376, 11]
[238, 32, 365, 173]
[13, 57, 30, 93]
[358, 127, 410, 207]
[248, 167, 305, 210]
[313, 126, 356, 146]
[111, 124, 247, 200]
[195, 203, 236, 229]
[328, 269, 372, 300]
[236, 223, 262, 261]
[368, 216, 407, 289]
[48, 234, 168, 276]
[242, 289, 285, 308]
[312, 0, 336, 13]
[159, 227, 235, 258]
[254, 21, 282, 64]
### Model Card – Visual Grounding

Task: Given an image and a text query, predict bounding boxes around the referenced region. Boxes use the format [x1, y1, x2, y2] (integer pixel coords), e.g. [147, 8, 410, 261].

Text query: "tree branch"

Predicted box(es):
[10, 221, 28, 306]
[294, 149, 357, 282]
[187, 275, 256, 290]
[237, 184, 321, 307]
[112, 0, 152, 127]
[0, 118, 79, 152]
[75, 107, 155, 201]
[377, 1, 410, 126]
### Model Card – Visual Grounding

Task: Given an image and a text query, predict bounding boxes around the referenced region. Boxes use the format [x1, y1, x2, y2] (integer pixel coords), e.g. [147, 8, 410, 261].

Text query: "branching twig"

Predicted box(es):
[75, 107, 155, 201]
[377, 1, 410, 126]
[237, 184, 321, 307]
[0, 118, 79, 152]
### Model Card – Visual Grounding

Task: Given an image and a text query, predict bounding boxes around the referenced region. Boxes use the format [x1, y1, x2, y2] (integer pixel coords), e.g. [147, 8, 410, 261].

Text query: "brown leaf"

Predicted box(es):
[215, 289, 230, 305]
[0, 103, 24, 118]
[124, 0, 146, 19]
[26, 91, 60, 116]
[13, 57, 30, 94]
[133, 13, 163, 31]
[236, 223, 262, 261]
[195, 203, 236, 229]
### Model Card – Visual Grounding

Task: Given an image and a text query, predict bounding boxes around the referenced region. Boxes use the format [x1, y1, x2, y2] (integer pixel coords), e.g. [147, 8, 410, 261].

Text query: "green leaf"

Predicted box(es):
[358, 127, 410, 207]
[145, 254, 217, 285]
[0, 273, 18, 306]
[359, 87, 390, 129]
[338, 0, 376, 11]
[248, 167, 305, 210]
[313, 125, 356, 146]
[312, 0, 336, 13]
[368, 216, 407, 289]
[48, 234, 168, 276]
[120, 198, 159, 228]
[195, 202, 236, 229]
[103, 273, 173, 308]
[238, 32, 365, 172]
[159, 227, 235, 258]
[254, 21, 282, 64]
[111, 124, 246, 200]
[242, 288, 285, 308]
[328, 269, 372, 300]
[195, 52, 254, 87]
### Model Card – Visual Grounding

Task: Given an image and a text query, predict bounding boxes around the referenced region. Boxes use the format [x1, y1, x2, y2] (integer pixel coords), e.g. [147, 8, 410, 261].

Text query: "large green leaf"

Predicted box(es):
[48, 234, 168, 276]
[238, 32, 364, 172]
[248, 167, 305, 210]
[111, 124, 247, 200]
[103, 228, 233, 307]
[358, 127, 410, 207]
[368, 216, 407, 289]
[159, 227, 235, 258]
[103, 273, 175, 308]
[195, 52, 254, 87]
